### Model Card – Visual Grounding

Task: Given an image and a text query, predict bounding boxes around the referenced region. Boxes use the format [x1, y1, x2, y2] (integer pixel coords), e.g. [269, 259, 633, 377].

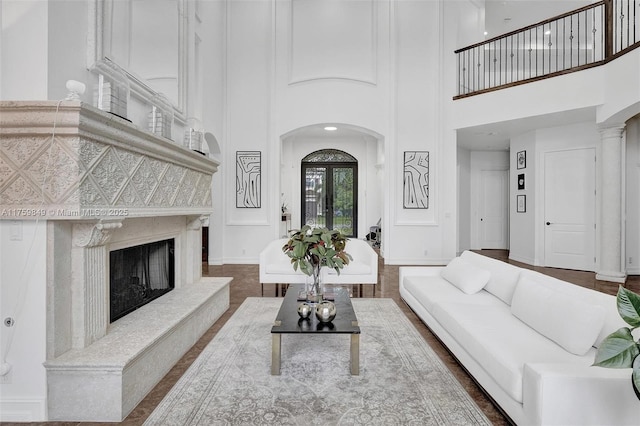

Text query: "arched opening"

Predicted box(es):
[301, 149, 358, 237]
[279, 123, 384, 246]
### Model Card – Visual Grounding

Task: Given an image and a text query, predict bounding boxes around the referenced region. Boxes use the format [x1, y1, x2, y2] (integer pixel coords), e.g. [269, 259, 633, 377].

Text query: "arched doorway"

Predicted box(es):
[301, 149, 358, 237]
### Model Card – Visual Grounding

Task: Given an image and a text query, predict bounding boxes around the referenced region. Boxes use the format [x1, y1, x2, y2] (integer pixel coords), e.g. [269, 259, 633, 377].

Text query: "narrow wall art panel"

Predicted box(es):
[236, 151, 261, 208]
[403, 151, 429, 209]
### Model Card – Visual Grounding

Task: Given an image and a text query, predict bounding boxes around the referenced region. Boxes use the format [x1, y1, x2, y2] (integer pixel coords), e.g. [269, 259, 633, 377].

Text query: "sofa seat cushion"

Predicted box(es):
[403, 275, 498, 312]
[511, 274, 606, 356]
[431, 301, 595, 403]
[440, 257, 490, 294]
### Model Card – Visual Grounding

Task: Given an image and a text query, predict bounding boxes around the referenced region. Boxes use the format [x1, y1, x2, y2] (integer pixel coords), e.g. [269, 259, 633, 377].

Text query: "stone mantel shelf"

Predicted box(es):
[0, 101, 219, 220]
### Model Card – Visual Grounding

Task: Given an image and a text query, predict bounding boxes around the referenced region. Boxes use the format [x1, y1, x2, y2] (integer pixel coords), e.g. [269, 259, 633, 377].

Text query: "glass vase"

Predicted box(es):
[305, 264, 323, 303]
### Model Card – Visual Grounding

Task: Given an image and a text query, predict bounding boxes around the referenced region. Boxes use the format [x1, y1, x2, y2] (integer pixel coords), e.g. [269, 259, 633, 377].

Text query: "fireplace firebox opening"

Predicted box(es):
[109, 238, 175, 322]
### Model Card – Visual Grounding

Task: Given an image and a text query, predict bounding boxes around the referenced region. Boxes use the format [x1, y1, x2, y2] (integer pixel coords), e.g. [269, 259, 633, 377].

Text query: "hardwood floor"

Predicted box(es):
[25, 250, 639, 426]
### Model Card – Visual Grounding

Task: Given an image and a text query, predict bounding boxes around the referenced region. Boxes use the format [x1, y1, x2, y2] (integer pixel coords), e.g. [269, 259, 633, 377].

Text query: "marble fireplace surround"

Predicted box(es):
[0, 101, 231, 421]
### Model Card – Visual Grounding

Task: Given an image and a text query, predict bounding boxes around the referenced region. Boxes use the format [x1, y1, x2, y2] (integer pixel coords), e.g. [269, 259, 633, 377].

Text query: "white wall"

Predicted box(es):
[1, 0, 49, 100]
[198, 0, 226, 265]
[220, 0, 273, 263]
[509, 131, 537, 264]
[457, 147, 471, 253]
[0, 221, 48, 421]
[218, 0, 460, 265]
[47, 1, 93, 102]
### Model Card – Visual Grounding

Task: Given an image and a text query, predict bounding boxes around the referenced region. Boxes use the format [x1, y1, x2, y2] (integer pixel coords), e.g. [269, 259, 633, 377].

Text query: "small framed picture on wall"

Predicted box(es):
[517, 150, 526, 169]
[517, 173, 525, 190]
[517, 195, 526, 213]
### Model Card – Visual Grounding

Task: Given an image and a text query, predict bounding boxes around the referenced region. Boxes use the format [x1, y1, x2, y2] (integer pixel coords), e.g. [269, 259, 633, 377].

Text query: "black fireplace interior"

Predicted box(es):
[110, 238, 175, 322]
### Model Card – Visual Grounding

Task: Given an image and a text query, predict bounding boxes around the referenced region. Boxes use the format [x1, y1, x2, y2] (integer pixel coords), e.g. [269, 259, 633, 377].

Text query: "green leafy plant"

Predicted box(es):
[593, 286, 640, 400]
[282, 225, 352, 279]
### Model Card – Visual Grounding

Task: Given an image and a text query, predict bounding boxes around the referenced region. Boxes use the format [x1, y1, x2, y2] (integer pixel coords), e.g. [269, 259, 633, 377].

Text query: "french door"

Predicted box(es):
[301, 153, 357, 237]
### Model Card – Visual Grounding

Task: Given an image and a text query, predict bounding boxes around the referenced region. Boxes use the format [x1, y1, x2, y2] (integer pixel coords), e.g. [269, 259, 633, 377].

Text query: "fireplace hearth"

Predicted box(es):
[110, 239, 175, 322]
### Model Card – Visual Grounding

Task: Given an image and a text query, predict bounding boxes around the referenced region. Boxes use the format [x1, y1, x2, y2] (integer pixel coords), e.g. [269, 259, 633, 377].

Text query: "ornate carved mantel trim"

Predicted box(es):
[73, 219, 124, 248]
[186, 215, 208, 231]
[0, 101, 219, 219]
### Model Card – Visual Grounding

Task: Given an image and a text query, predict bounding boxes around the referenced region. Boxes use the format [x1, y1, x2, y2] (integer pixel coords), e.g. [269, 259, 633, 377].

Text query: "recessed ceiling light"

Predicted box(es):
[324, 126, 337, 131]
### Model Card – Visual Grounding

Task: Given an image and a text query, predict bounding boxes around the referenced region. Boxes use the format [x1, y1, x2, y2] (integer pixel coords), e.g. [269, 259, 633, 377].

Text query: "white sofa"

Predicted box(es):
[259, 238, 378, 295]
[400, 250, 640, 426]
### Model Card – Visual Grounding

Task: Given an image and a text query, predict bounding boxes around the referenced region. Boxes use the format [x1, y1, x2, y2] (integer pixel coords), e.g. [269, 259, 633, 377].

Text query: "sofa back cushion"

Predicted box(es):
[519, 270, 626, 347]
[440, 257, 490, 294]
[511, 274, 606, 355]
[460, 250, 521, 305]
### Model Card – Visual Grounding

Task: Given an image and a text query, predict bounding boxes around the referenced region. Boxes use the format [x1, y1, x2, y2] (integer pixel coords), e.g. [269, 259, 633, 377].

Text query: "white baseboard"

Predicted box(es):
[626, 266, 640, 276]
[222, 256, 259, 264]
[0, 399, 46, 422]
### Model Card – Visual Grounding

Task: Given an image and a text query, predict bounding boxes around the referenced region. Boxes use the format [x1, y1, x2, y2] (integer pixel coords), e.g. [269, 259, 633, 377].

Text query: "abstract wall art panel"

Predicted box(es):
[236, 151, 261, 208]
[403, 151, 429, 209]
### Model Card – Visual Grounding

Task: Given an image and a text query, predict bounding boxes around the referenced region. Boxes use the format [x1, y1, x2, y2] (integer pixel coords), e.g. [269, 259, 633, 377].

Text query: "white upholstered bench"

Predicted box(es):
[259, 238, 379, 296]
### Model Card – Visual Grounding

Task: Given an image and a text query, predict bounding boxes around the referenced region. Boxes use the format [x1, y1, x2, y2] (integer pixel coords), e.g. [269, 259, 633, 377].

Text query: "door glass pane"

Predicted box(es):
[333, 167, 354, 236]
[304, 166, 326, 228]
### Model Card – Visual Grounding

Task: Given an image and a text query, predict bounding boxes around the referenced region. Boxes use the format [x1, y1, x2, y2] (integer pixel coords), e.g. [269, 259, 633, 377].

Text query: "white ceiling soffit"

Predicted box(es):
[456, 107, 596, 151]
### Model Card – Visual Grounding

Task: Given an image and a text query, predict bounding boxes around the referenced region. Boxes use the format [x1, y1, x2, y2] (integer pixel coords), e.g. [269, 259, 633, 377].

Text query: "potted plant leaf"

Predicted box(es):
[593, 286, 640, 400]
[282, 225, 352, 302]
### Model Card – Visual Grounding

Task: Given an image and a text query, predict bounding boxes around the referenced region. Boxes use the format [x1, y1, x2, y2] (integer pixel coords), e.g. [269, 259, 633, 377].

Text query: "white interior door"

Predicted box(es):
[544, 148, 596, 271]
[480, 170, 508, 249]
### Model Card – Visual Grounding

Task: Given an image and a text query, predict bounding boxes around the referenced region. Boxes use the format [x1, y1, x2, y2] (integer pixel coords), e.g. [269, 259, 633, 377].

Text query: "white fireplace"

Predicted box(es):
[0, 101, 230, 421]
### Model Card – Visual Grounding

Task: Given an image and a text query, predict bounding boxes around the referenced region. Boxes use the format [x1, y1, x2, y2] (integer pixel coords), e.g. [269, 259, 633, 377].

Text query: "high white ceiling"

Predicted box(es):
[288, 2, 598, 150]
[485, 1, 594, 40]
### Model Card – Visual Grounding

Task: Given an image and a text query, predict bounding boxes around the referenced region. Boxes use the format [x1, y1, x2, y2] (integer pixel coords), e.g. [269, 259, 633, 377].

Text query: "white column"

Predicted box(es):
[596, 124, 627, 283]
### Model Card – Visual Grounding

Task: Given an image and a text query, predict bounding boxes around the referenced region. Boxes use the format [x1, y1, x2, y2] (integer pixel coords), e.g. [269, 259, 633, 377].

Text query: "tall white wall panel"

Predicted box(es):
[290, 0, 376, 84]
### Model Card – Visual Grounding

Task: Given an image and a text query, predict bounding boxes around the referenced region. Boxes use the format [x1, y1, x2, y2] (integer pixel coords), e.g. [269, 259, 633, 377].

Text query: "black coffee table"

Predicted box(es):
[271, 284, 361, 375]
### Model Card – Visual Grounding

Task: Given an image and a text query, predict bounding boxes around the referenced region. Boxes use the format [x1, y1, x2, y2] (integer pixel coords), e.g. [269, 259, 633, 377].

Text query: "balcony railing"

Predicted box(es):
[455, 0, 640, 98]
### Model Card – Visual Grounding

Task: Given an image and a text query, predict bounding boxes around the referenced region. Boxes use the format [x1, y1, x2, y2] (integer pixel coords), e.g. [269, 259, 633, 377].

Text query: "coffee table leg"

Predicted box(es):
[271, 333, 281, 375]
[350, 333, 360, 375]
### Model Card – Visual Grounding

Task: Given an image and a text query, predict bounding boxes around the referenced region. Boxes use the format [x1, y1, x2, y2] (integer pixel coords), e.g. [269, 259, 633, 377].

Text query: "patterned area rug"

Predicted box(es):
[144, 297, 490, 425]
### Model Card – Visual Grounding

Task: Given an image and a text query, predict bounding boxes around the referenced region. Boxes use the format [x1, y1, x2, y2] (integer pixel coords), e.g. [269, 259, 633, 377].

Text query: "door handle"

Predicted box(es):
[546, 222, 551, 225]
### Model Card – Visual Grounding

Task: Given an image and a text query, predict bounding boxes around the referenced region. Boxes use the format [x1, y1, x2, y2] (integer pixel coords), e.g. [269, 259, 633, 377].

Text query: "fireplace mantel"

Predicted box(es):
[0, 101, 230, 422]
[0, 101, 219, 219]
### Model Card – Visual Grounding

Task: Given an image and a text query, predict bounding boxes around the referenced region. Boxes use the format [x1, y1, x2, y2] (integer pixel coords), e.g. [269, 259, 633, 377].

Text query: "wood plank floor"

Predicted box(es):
[31, 250, 640, 426]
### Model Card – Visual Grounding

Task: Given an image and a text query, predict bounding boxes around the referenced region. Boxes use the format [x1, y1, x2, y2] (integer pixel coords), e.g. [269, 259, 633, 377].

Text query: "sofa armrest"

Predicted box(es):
[523, 363, 640, 425]
[259, 238, 301, 283]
